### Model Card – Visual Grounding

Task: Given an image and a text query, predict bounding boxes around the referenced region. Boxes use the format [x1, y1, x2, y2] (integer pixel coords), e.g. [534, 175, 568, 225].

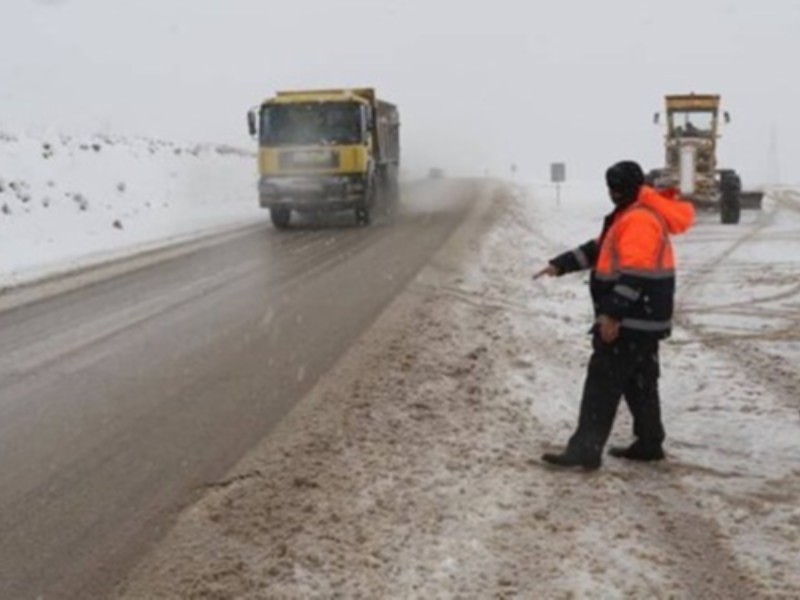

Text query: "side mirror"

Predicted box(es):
[365, 106, 374, 131]
[653, 112, 660, 125]
[361, 106, 373, 142]
[247, 108, 258, 138]
[724, 111, 731, 124]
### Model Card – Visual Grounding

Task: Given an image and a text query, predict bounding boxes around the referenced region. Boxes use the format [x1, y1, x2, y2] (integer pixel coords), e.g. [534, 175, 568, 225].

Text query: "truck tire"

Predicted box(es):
[718, 169, 741, 188]
[355, 173, 376, 226]
[719, 171, 741, 225]
[270, 207, 291, 229]
[720, 193, 741, 224]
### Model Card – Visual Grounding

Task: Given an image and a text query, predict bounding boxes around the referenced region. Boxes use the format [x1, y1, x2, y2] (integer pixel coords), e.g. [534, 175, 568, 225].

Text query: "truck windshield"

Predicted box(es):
[669, 110, 714, 137]
[260, 102, 363, 146]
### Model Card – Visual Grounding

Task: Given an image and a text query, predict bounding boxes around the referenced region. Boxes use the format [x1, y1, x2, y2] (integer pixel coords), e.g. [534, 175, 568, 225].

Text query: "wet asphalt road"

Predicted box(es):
[0, 181, 482, 599]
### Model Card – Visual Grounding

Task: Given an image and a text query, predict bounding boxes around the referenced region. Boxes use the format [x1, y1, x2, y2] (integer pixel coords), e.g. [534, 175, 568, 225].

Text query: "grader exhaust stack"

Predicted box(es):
[679, 145, 696, 196]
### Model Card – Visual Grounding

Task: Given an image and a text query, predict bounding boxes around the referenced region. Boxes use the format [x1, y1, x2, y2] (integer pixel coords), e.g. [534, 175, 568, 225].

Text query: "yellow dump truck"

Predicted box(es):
[247, 88, 400, 228]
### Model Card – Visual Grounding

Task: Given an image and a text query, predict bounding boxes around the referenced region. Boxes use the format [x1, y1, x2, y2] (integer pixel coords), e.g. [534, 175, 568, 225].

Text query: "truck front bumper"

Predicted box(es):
[259, 175, 367, 211]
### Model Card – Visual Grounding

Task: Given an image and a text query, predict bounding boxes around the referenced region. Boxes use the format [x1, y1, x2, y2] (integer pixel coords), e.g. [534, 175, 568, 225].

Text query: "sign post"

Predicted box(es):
[550, 162, 566, 205]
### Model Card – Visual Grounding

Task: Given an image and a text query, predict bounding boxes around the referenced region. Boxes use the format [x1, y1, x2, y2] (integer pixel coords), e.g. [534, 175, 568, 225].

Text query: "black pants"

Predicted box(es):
[567, 335, 664, 460]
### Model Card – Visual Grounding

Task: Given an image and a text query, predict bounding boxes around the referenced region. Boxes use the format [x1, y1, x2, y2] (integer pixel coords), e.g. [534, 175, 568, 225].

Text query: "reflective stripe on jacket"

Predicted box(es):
[549, 186, 695, 339]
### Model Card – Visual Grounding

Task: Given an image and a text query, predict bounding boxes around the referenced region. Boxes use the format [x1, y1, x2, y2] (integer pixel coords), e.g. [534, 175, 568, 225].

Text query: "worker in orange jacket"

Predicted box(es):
[534, 161, 695, 470]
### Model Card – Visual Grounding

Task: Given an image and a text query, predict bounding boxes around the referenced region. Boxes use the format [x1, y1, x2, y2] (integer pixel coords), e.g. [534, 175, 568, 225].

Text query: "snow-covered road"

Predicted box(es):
[115, 183, 800, 598]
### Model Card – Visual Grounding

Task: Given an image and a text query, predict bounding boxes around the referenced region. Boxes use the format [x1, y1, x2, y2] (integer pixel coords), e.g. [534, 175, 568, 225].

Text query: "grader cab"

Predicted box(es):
[647, 94, 762, 224]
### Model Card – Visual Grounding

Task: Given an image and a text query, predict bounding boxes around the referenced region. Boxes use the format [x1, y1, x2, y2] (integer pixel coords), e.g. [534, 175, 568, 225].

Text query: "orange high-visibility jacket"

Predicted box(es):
[550, 186, 695, 339]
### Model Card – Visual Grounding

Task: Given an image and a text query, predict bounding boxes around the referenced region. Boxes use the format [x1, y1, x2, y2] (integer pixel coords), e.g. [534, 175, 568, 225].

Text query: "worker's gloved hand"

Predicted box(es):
[533, 264, 559, 280]
[598, 314, 621, 343]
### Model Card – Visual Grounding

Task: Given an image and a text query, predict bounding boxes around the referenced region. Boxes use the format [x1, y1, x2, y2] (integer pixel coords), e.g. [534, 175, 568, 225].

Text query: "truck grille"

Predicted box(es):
[279, 150, 339, 170]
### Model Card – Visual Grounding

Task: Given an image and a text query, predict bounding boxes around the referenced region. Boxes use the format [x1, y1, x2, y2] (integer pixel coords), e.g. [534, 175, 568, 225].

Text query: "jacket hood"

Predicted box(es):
[635, 185, 695, 234]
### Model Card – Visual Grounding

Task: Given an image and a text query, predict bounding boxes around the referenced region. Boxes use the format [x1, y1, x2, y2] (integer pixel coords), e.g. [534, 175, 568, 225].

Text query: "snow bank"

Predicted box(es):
[0, 131, 263, 288]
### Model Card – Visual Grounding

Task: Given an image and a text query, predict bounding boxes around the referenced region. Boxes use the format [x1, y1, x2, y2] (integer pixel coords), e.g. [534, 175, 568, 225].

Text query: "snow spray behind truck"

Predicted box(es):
[247, 88, 400, 229]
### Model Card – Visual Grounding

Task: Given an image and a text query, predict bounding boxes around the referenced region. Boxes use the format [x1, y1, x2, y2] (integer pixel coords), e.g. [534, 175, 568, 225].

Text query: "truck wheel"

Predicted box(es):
[719, 170, 741, 194]
[355, 174, 376, 226]
[719, 171, 741, 225]
[720, 190, 741, 224]
[270, 207, 291, 229]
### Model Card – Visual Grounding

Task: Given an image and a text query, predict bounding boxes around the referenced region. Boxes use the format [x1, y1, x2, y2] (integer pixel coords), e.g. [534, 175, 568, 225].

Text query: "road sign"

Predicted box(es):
[550, 162, 566, 204]
[550, 162, 566, 183]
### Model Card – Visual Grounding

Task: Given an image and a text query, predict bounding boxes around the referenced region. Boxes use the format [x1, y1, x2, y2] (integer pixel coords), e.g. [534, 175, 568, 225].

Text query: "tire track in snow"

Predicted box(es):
[675, 190, 800, 409]
[520, 189, 763, 597]
[666, 189, 800, 594]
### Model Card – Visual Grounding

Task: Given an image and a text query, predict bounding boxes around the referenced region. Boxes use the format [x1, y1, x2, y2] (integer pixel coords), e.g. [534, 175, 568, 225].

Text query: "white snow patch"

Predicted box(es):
[0, 131, 263, 288]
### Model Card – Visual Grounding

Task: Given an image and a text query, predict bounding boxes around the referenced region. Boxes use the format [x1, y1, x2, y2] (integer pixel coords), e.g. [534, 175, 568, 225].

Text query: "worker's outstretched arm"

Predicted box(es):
[539, 239, 598, 278]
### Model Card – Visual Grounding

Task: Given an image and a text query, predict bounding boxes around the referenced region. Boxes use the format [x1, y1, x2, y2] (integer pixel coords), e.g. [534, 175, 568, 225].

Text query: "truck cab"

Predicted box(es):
[248, 89, 400, 229]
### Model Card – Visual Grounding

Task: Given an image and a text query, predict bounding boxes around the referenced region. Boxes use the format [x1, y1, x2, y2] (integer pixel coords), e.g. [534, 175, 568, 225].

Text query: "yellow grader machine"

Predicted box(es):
[647, 94, 763, 224]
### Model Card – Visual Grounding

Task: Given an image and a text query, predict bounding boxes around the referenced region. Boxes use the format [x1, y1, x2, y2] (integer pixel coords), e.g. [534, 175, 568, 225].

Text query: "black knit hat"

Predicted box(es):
[606, 161, 645, 205]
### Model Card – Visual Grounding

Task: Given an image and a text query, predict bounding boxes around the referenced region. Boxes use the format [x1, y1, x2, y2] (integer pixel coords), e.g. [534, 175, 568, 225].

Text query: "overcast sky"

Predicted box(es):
[1, 0, 798, 183]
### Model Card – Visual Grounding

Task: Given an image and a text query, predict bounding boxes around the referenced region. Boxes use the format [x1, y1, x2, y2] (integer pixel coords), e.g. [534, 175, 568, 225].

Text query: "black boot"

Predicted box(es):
[608, 441, 664, 462]
[542, 450, 601, 471]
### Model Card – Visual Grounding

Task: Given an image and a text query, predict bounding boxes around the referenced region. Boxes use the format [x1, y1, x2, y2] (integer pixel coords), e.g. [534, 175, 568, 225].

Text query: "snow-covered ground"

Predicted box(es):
[0, 131, 263, 289]
[114, 181, 800, 598]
